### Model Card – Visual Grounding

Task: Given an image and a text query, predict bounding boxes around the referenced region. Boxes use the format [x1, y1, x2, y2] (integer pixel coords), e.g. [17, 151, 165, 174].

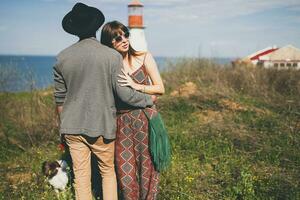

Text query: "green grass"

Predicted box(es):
[156, 94, 299, 199]
[1, 60, 299, 199]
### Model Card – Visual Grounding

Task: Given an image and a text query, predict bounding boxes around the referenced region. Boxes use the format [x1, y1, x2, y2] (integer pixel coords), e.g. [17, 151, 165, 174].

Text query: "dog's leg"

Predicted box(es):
[54, 189, 60, 199]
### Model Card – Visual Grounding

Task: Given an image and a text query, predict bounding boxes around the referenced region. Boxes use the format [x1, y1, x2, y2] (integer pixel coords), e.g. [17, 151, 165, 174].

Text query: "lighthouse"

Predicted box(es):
[128, 0, 147, 51]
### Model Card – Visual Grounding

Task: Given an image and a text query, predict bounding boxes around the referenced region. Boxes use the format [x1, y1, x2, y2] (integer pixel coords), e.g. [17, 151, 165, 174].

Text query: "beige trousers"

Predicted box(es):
[64, 134, 117, 200]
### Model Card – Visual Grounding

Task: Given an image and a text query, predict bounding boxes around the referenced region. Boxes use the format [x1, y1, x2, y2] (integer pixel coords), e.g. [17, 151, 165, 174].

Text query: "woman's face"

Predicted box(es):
[111, 30, 130, 53]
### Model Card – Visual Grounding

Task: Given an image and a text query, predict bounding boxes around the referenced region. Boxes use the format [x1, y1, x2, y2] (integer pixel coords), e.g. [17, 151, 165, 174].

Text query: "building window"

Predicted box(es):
[280, 63, 285, 67]
[293, 63, 298, 67]
[287, 63, 292, 67]
[274, 63, 279, 67]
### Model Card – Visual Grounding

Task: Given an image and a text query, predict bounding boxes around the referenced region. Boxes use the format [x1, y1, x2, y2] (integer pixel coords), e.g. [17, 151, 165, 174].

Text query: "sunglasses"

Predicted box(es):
[113, 31, 130, 43]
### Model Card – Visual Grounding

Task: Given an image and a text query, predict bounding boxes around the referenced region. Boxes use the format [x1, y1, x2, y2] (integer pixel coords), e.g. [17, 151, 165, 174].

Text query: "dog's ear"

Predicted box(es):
[46, 161, 59, 179]
[42, 161, 60, 178]
[42, 161, 50, 176]
[53, 161, 61, 168]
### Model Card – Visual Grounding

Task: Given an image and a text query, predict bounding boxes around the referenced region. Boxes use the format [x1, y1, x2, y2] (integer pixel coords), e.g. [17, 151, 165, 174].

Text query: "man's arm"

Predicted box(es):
[53, 62, 67, 126]
[53, 63, 67, 106]
[112, 54, 153, 108]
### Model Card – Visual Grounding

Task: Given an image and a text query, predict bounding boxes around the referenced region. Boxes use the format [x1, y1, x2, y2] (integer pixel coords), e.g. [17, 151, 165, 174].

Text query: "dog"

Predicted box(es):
[42, 160, 69, 193]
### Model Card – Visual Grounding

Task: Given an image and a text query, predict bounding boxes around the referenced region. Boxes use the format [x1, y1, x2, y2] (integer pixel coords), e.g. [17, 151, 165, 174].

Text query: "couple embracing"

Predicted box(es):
[54, 2, 165, 200]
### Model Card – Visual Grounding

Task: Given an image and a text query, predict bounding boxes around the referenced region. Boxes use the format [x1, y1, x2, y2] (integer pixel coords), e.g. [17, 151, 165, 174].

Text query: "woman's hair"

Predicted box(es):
[100, 20, 143, 64]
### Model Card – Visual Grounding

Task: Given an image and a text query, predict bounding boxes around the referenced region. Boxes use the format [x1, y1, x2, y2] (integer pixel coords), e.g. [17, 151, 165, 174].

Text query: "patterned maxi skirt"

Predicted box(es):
[115, 108, 159, 200]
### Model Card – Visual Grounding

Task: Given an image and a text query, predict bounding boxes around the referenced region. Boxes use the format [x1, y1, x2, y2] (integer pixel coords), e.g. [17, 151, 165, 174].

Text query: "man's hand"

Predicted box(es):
[118, 69, 141, 91]
[56, 106, 63, 128]
[151, 95, 157, 103]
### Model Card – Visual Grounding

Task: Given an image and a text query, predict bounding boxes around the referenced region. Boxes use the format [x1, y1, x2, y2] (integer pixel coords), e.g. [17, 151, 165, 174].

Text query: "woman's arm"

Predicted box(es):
[118, 52, 165, 95]
[112, 54, 153, 108]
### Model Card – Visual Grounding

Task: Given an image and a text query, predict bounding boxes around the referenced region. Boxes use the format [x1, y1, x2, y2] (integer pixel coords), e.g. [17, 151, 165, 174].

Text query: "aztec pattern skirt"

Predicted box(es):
[115, 108, 159, 200]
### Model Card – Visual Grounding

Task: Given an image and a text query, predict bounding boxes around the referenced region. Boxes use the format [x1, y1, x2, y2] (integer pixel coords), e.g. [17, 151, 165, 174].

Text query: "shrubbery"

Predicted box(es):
[0, 60, 299, 199]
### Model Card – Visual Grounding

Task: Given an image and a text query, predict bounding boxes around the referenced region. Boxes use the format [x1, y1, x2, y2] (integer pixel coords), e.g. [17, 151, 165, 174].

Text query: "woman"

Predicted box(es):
[101, 21, 165, 200]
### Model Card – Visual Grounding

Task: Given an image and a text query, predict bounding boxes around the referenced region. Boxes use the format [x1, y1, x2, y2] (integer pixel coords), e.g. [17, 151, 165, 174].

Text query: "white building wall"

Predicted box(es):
[262, 61, 300, 70]
[129, 28, 147, 52]
[251, 60, 259, 65]
[263, 61, 273, 68]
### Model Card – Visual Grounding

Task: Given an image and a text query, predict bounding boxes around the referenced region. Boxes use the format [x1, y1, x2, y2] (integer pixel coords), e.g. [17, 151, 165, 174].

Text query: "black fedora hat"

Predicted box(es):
[62, 2, 105, 36]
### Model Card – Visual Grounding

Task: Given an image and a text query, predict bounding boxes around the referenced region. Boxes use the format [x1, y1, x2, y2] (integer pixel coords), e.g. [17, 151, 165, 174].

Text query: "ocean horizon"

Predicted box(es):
[0, 55, 233, 92]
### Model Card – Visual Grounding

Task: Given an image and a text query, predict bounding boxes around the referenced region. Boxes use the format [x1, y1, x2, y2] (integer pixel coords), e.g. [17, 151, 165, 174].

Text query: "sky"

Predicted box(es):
[0, 0, 300, 58]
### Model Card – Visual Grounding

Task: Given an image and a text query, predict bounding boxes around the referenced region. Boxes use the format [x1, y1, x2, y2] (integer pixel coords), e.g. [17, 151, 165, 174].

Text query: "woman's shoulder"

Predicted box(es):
[134, 51, 154, 63]
[134, 51, 147, 59]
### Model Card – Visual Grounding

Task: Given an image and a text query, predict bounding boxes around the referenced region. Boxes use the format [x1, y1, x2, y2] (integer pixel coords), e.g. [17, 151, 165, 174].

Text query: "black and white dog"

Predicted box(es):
[42, 160, 69, 193]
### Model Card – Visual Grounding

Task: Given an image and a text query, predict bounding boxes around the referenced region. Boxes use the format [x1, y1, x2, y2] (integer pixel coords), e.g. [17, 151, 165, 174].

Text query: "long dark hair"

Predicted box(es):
[100, 20, 143, 65]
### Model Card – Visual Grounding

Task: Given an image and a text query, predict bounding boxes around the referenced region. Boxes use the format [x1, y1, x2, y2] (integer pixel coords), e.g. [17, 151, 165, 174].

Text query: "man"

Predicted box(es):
[53, 3, 154, 200]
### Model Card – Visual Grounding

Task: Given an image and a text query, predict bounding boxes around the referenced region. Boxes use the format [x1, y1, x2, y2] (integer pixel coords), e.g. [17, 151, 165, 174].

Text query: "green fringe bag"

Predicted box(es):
[143, 110, 171, 172]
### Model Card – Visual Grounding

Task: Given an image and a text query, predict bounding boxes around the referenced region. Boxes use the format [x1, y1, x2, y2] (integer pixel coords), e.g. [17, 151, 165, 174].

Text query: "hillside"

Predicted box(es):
[0, 59, 299, 199]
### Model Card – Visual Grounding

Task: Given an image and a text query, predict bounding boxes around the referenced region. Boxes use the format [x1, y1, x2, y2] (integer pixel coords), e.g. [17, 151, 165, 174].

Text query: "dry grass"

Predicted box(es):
[1, 59, 299, 199]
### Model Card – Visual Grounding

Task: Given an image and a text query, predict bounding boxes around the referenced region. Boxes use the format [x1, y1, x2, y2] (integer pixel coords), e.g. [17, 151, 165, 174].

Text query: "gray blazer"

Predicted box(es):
[53, 38, 153, 139]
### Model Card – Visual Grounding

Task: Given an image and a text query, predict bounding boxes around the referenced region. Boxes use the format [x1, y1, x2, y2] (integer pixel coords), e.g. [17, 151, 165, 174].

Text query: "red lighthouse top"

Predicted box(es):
[128, 0, 144, 28]
[128, 0, 143, 7]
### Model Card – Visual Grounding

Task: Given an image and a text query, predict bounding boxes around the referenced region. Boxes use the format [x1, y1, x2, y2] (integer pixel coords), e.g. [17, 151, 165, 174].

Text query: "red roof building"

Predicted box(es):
[246, 46, 278, 64]
[243, 45, 300, 69]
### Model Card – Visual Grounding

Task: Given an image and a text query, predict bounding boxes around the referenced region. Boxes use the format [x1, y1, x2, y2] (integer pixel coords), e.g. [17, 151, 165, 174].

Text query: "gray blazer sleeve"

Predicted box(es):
[111, 54, 153, 108]
[53, 62, 67, 106]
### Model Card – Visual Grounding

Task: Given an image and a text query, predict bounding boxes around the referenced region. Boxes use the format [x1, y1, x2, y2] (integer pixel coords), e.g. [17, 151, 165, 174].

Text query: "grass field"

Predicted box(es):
[0, 59, 299, 199]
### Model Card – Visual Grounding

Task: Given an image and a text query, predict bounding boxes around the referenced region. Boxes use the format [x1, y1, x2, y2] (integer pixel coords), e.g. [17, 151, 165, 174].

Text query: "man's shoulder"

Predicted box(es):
[56, 40, 121, 64]
[100, 44, 121, 59]
[56, 42, 78, 60]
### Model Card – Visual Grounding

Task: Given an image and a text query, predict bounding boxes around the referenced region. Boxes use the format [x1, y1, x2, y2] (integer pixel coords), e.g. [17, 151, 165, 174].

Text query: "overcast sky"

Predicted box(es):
[1, 0, 300, 57]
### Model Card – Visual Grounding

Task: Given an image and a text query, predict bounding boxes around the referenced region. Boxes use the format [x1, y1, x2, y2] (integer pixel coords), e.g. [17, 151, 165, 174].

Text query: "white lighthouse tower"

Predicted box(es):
[128, 0, 147, 51]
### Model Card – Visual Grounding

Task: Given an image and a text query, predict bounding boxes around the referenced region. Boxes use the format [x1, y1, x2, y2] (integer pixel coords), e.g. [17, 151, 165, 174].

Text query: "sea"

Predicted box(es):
[0, 55, 232, 92]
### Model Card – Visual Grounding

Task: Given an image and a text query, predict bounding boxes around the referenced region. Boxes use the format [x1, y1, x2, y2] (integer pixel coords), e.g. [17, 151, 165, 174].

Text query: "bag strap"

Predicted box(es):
[142, 109, 151, 120]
